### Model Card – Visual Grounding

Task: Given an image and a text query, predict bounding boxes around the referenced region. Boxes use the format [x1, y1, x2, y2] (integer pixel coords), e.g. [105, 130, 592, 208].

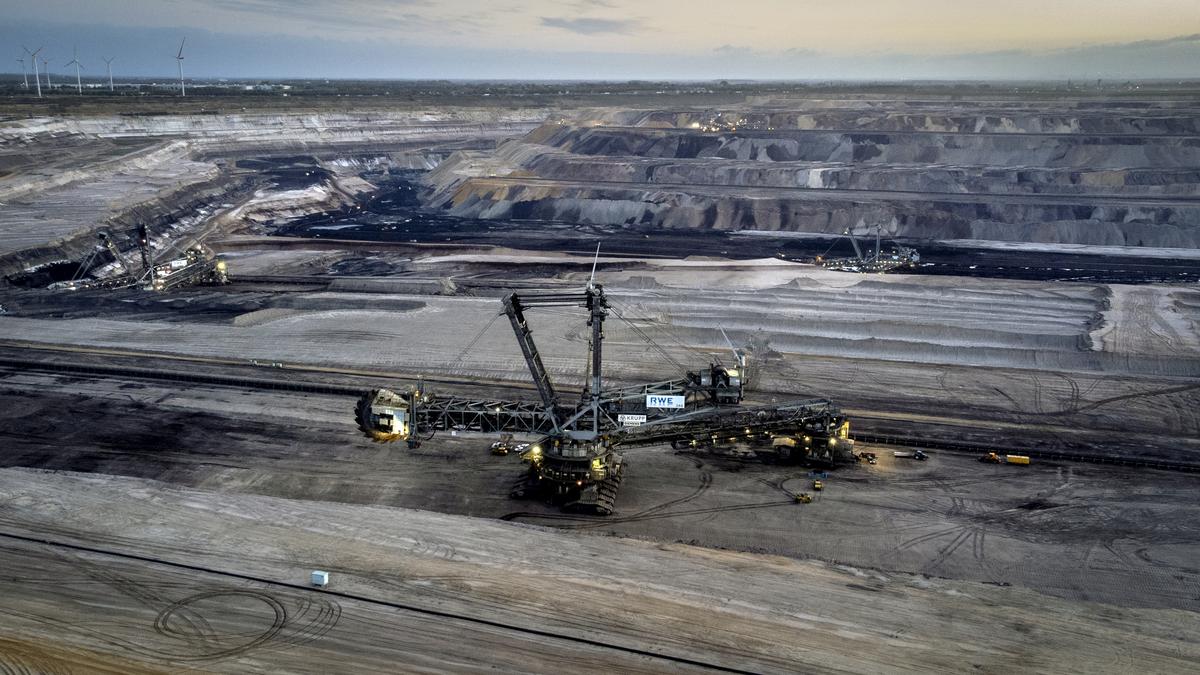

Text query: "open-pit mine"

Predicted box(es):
[0, 84, 1198, 672]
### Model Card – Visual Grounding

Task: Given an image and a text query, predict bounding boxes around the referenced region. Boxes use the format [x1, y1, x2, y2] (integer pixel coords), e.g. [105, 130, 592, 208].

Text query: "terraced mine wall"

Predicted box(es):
[425, 99, 1200, 248]
[438, 178, 1200, 247]
[0, 172, 256, 280]
[630, 107, 1200, 135]
[0, 109, 548, 280]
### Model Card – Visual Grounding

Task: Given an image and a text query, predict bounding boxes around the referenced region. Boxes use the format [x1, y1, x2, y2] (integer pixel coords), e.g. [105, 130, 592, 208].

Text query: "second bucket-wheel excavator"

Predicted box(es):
[357, 273, 853, 514]
[49, 224, 228, 292]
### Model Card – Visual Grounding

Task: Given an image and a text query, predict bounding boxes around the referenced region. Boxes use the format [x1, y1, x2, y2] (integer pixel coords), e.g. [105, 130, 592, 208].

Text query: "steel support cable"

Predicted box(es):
[818, 231, 846, 259]
[611, 299, 712, 363]
[609, 304, 696, 371]
[606, 304, 688, 372]
[608, 300, 711, 366]
[71, 246, 104, 282]
[451, 311, 503, 368]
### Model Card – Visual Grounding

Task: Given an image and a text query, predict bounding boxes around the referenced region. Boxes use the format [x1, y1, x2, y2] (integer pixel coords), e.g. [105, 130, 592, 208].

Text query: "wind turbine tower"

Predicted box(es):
[66, 47, 83, 95]
[175, 38, 186, 97]
[103, 57, 114, 92]
[24, 46, 43, 97]
[43, 57, 52, 90]
[17, 57, 28, 89]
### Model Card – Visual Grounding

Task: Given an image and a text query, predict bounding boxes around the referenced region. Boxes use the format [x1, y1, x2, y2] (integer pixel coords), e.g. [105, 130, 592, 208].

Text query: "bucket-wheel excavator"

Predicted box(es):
[818, 225, 920, 273]
[49, 224, 228, 292]
[357, 280, 853, 514]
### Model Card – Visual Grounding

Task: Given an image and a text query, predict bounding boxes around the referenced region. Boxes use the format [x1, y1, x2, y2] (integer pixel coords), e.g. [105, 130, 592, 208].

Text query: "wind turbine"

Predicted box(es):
[43, 57, 52, 90]
[103, 56, 114, 92]
[65, 46, 83, 95]
[23, 46, 42, 97]
[16, 57, 28, 89]
[175, 38, 186, 97]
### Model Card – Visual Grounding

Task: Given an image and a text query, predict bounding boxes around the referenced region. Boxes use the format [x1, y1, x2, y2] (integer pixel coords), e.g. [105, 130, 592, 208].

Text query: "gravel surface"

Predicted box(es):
[0, 468, 1197, 673]
[0, 371, 1197, 614]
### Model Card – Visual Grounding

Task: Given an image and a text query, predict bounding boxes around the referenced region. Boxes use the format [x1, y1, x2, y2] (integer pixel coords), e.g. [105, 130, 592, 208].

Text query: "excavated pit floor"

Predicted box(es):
[3, 95, 1200, 671]
[2, 466, 1197, 673]
[273, 174, 1200, 284]
[0, 371, 1197, 618]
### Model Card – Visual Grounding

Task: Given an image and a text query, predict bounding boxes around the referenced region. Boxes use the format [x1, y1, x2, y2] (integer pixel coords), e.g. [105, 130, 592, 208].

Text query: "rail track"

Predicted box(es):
[849, 432, 1200, 473]
[2, 340, 1198, 474]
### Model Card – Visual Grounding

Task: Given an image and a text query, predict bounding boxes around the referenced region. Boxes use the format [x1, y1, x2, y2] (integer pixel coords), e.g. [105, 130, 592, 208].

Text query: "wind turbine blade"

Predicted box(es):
[178, 37, 186, 58]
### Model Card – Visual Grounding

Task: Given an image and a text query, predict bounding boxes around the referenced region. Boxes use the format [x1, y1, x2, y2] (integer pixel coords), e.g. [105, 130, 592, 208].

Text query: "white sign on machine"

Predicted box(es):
[646, 394, 685, 409]
[618, 414, 647, 427]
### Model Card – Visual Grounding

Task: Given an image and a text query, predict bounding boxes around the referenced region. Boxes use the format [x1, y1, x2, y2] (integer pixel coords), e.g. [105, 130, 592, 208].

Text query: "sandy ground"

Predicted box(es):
[935, 239, 1200, 260]
[0, 467, 1197, 673]
[0, 140, 218, 255]
[3, 96, 1199, 672]
[1094, 285, 1200, 356]
[1, 262, 1196, 465]
[0, 369, 1197, 615]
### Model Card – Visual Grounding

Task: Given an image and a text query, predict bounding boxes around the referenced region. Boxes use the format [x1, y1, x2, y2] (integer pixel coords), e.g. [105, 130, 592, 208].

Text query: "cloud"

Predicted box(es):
[197, 0, 446, 35]
[783, 47, 818, 58]
[713, 44, 752, 55]
[206, 0, 428, 12]
[1071, 32, 1200, 52]
[540, 16, 639, 35]
[713, 45, 817, 60]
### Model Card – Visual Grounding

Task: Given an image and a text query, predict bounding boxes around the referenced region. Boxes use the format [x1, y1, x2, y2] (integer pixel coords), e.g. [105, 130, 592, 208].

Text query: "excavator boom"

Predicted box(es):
[503, 293, 562, 431]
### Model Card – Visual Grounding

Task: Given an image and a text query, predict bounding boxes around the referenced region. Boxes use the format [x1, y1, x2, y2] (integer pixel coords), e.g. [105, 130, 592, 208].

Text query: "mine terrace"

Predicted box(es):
[0, 79, 1198, 672]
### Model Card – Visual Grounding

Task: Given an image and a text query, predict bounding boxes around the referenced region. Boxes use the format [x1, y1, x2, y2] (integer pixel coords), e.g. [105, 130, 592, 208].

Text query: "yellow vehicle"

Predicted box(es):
[980, 452, 1031, 465]
[813, 480, 824, 491]
[794, 492, 813, 504]
[490, 433, 516, 456]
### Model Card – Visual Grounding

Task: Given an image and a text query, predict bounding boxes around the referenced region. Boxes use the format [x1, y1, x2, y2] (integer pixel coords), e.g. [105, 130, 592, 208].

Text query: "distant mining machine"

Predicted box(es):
[49, 225, 228, 292]
[49, 230, 142, 291]
[356, 277, 853, 515]
[818, 225, 919, 273]
[144, 244, 228, 291]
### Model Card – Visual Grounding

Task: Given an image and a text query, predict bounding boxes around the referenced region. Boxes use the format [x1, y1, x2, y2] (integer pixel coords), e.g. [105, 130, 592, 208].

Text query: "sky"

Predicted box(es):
[4, 0, 1199, 80]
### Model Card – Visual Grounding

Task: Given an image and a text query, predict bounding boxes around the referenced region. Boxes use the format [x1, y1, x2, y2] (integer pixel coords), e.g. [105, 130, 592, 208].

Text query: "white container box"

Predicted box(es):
[311, 570, 330, 587]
